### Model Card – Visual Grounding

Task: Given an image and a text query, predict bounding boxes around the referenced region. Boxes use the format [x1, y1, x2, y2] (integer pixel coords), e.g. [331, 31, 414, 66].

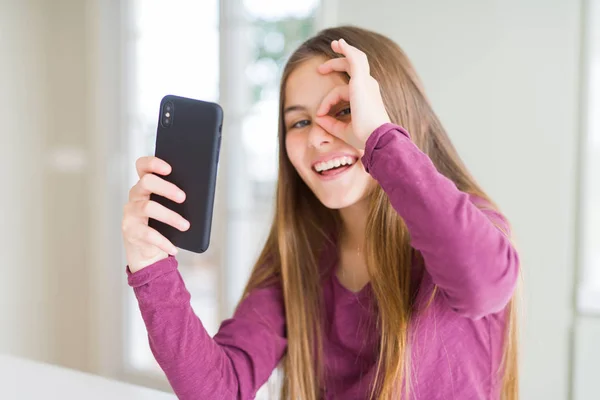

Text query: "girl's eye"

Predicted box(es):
[336, 107, 351, 117]
[291, 120, 310, 129]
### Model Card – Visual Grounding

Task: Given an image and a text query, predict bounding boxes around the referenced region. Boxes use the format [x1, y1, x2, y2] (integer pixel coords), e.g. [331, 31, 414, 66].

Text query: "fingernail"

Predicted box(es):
[178, 191, 186, 201]
[171, 247, 178, 255]
[181, 220, 190, 230]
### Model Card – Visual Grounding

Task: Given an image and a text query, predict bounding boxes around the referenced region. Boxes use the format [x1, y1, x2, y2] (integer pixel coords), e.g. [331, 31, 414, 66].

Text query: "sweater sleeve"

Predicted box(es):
[127, 256, 287, 399]
[361, 123, 520, 319]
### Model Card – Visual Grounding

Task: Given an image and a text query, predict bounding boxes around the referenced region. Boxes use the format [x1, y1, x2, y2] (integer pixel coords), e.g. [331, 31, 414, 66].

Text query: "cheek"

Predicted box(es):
[285, 132, 306, 171]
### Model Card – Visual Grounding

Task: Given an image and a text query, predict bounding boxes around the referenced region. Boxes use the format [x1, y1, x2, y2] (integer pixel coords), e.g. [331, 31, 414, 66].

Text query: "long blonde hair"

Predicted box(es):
[240, 26, 519, 400]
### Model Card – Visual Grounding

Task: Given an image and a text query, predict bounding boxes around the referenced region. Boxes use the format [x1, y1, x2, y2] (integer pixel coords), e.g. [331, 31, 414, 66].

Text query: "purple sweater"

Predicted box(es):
[128, 123, 519, 399]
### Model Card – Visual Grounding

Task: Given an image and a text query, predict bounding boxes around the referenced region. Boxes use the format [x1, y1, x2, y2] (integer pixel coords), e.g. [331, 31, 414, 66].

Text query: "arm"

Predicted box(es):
[127, 256, 286, 399]
[362, 123, 519, 319]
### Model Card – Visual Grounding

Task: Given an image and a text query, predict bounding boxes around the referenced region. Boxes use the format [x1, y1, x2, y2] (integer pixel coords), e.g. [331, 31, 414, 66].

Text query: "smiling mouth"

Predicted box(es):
[316, 164, 353, 177]
[312, 156, 357, 177]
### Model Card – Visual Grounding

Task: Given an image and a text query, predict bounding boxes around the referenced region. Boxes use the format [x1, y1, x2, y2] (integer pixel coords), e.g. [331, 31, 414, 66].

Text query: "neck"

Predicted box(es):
[338, 198, 369, 251]
[335, 198, 371, 293]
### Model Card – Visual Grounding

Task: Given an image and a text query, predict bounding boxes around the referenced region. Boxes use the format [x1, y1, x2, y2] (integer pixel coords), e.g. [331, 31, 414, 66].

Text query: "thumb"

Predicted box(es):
[315, 115, 350, 141]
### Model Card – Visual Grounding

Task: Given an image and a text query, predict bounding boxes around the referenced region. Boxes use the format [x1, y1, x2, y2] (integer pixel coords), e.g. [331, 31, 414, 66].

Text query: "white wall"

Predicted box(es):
[0, 0, 51, 363]
[572, 2, 600, 399]
[333, 1, 581, 399]
[0, 0, 95, 373]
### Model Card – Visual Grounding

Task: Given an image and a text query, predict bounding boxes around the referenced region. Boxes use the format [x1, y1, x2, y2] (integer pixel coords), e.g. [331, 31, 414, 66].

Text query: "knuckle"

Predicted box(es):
[140, 173, 153, 189]
[140, 200, 153, 215]
[121, 219, 128, 234]
[354, 50, 366, 61]
[128, 185, 137, 200]
[121, 216, 134, 236]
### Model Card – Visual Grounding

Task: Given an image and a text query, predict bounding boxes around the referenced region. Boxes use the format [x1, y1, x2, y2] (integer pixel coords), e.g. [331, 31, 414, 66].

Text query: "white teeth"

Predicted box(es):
[314, 156, 355, 172]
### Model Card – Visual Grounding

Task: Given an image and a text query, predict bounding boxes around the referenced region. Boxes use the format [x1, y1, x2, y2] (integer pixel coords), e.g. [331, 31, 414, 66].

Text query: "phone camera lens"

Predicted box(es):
[161, 101, 174, 127]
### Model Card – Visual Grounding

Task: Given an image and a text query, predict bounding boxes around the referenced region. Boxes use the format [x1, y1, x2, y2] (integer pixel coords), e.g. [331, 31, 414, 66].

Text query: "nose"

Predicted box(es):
[307, 122, 334, 149]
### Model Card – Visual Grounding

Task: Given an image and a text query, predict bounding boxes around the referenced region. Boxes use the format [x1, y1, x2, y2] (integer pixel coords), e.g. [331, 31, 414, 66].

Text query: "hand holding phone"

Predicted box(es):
[121, 95, 223, 272]
[122, 157, 188, 273]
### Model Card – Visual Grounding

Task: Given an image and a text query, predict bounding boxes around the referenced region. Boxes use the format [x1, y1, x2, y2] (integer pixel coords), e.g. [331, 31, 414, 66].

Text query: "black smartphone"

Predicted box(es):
[149, 94, 223, 253]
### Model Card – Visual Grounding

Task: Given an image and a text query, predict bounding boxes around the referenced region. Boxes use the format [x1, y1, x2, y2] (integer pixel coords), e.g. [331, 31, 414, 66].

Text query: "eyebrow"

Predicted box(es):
[283, 105, 307, 114]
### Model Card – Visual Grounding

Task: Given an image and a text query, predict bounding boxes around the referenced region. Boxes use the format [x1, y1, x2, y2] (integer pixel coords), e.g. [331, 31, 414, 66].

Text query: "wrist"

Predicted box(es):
[362, 118, 391, 147]
[128, 251, 169, 274]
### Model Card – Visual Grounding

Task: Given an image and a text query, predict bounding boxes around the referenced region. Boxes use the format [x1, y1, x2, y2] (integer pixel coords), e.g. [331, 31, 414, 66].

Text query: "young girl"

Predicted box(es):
[122, 26, 520, 400]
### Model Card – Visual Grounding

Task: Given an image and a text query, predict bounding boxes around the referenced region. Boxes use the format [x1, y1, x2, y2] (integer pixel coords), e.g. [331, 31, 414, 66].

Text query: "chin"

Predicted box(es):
[313, 187, 370, 210]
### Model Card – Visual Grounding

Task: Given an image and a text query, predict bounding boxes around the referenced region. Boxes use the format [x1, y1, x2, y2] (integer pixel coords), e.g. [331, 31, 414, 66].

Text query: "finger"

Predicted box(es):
[129, 173, 186, 203]
[315, 115, 350, 140]
[317, 57, 350, 75]
[134, 200, 190, 232]
[135, 224, 178, 255]
[331, 39, 342, 54]
[335, 38, 370, 76]
[136, 156, 172, 178]
[316, 85, 350, 117]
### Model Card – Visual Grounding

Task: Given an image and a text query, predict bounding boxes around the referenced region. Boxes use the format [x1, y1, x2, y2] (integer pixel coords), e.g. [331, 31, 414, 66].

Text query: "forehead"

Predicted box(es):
[284, 56, 347, 110]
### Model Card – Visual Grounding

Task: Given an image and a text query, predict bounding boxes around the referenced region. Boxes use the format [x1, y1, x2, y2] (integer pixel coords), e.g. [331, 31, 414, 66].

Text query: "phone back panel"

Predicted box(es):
[149, 95, 223, 253]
